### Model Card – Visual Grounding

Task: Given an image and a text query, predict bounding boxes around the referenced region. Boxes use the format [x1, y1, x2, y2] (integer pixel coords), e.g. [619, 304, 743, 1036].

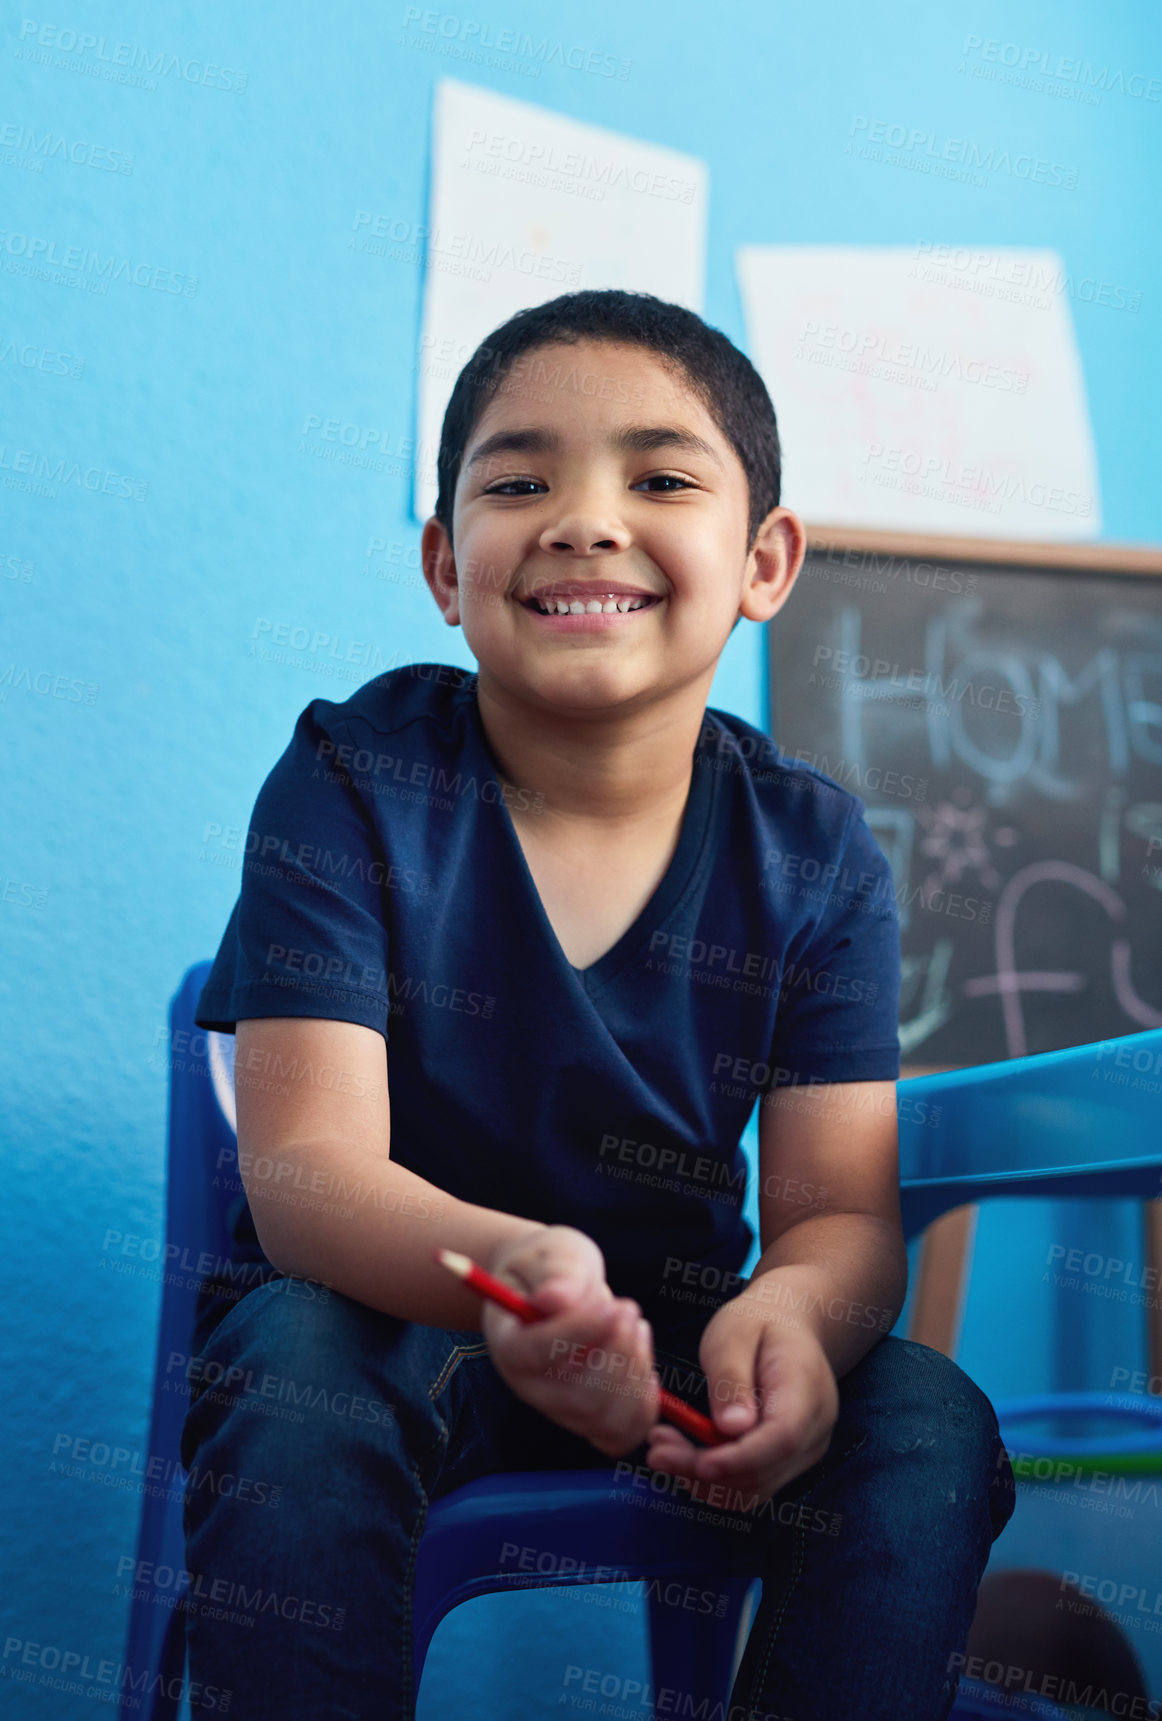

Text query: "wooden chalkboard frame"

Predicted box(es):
[799, 523, 1162, 578]
[781, 524, 1162, 1369]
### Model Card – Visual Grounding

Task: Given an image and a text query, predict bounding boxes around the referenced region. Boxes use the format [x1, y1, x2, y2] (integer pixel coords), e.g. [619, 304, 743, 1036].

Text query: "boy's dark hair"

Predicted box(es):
[433, 289, 782, 559]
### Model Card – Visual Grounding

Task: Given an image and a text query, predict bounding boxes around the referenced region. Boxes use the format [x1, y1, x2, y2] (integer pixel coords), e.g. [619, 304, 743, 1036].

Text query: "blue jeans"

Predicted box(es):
[181, 1275, 1016, 1719]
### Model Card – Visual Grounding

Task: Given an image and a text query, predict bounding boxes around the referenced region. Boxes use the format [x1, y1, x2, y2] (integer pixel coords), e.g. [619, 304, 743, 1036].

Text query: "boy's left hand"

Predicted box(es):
[645, 1297, 839, 1508]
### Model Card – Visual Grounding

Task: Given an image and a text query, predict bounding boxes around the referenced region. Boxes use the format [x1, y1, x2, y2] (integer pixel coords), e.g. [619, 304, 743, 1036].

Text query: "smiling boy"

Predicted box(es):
[185, 289, 1015, 1719]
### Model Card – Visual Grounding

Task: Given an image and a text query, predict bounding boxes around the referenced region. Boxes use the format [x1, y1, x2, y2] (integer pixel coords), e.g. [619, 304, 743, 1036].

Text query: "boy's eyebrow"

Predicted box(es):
[465, 425, 725, 471]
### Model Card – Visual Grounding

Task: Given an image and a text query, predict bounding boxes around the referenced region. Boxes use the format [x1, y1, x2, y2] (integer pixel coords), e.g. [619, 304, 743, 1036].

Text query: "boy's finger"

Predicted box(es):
[588, 1305, 646, 1390]
[697, 1394, 811, 1480]
[520, 1287, 619, 1340]
[649, 1419, 789, 1498]
[530, 1275, 610, 1314]
[702, 1437, 830, 1508]
[645, 1425, 702, 1471]
[700, 1323, 764, 1429]
[649, 1379, 803, 1477]
[527, 1299, 626, 1373]
[569, 1298, 634, 1357]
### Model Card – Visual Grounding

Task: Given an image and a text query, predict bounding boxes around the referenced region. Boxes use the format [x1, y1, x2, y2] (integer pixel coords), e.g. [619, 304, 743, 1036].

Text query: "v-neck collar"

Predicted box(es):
[464, 677, 718, 997]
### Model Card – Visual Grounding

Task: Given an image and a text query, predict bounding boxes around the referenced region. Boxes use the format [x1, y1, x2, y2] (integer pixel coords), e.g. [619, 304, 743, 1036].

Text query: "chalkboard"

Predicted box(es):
[768, 528, 1162, 1069]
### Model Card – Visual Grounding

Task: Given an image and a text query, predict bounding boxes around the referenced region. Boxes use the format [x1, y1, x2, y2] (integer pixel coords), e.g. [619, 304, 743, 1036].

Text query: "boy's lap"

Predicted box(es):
[184, 1282, 1012, 1538]
[188, 1280, 994, 1447]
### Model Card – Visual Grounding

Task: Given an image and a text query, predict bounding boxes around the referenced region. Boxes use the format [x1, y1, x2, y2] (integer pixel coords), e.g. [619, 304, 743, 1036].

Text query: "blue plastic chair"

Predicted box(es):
[122, 965, 1162, 1719]
[896, 1031, 1162, 1456]
[987, 1392, 1162, 1467]
[121, 965, 257, 1721]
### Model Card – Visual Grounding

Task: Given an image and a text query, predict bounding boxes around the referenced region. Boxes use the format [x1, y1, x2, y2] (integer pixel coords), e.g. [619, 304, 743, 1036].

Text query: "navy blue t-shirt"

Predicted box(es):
[195, 662, 901, 1331]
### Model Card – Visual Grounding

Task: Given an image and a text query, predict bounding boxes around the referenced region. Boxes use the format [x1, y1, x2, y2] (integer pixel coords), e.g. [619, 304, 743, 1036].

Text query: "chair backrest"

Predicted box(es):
[896, 1027, 1162, 1241]
[123, 962, 266, 1721]
[164, 962, 278, 1364]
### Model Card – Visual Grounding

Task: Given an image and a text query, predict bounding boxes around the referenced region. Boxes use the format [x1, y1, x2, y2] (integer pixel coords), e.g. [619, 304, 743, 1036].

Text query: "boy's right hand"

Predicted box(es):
[481, 1225, 659, 1458]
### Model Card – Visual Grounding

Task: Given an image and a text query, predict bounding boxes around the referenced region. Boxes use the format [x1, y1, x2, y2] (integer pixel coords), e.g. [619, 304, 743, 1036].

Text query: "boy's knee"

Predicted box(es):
[848, 1339, 1015, 1542]
[891, 1338, 993, 1403]
[862, 1338, 1003, 1461]
[911, 1343, 999, 1441]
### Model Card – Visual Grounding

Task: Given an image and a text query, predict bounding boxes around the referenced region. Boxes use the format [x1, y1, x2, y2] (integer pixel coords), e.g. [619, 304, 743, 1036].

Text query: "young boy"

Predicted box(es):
[184, 289, 1015, 1718]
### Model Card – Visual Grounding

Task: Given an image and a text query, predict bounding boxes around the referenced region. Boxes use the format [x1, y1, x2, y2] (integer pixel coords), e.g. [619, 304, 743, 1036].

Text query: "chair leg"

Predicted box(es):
[645, 1574, 756, 1718]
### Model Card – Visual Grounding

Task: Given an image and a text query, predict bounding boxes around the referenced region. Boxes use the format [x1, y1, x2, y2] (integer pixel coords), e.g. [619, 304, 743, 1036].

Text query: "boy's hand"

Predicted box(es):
[644, 1296, 839, 1508]
[482, 1225, 660, 1458]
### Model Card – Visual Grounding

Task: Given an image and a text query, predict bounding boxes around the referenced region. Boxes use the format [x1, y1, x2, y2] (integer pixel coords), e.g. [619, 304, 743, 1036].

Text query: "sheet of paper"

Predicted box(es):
[736, 245, 1101, 539]
[413, 78, 708, 522]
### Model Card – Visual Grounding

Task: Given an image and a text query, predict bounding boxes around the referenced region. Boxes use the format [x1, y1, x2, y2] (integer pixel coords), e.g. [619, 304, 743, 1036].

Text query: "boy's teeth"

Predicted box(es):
[534, 595, 650, 614]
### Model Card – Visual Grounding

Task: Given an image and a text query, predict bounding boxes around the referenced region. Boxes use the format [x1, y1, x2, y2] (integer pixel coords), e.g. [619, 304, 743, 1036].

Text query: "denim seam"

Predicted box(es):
[402, 1442, 439, 1720]
[743, 1428, 870, 1711]
[428, 1338, 491, 1402]
[401, 1339, 488, 1717]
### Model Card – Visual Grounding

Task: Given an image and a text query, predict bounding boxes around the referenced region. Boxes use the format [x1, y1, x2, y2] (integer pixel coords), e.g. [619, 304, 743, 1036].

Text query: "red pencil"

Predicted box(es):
[433, 1246, 727, 1447]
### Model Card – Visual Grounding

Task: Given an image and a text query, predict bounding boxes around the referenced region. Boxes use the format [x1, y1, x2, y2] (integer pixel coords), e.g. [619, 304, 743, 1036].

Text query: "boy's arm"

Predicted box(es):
[733, 803, 908, 1381]
[736, 1078, 909, 1380]
[643, 1079, 908, 1497]
[233, 1016, 547, 1329]
[237, 1016, 658, 1454]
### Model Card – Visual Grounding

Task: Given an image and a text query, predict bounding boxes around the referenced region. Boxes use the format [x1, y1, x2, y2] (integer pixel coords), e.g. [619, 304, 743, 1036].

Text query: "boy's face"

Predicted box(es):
[422, 339, 803, 718]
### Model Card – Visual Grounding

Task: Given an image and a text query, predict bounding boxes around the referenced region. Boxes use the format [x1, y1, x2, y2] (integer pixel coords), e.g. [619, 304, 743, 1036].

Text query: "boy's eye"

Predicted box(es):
[635, 474, 694, 492]
[482, 474, 694, 497]
[483, 479, 545, 496]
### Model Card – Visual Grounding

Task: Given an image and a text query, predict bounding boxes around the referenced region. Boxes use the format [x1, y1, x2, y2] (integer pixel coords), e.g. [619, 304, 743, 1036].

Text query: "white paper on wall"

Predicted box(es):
[413, 78, 708, 523]
[736, 245, 1101, 539]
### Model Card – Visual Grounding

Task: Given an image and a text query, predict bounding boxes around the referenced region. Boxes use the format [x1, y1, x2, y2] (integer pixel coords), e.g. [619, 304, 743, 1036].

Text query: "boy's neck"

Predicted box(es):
[474, 673, 708, 833]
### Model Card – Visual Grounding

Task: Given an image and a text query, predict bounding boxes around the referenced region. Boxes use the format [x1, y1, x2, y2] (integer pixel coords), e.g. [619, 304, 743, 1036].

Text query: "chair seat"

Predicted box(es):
[414, 1468, 767, 1699]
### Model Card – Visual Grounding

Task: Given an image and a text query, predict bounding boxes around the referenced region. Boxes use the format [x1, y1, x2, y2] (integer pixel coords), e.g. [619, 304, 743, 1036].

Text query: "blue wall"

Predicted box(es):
[4, 1, 1161, 1714]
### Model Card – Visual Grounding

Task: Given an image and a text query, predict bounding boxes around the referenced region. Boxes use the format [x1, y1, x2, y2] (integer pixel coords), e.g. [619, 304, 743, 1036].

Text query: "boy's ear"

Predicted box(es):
[740, 508, 806, 628]
[421, 516, 462, 628]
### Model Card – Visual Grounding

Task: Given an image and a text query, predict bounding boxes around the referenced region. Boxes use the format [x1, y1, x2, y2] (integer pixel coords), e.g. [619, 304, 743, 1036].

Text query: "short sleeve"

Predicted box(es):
[768, 804, 901, 1088]
[194, 704, 392, 1039]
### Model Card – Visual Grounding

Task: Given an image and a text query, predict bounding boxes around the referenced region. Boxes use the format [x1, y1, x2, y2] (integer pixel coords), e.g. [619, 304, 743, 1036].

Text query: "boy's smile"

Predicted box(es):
[516, 584, 663, 625]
